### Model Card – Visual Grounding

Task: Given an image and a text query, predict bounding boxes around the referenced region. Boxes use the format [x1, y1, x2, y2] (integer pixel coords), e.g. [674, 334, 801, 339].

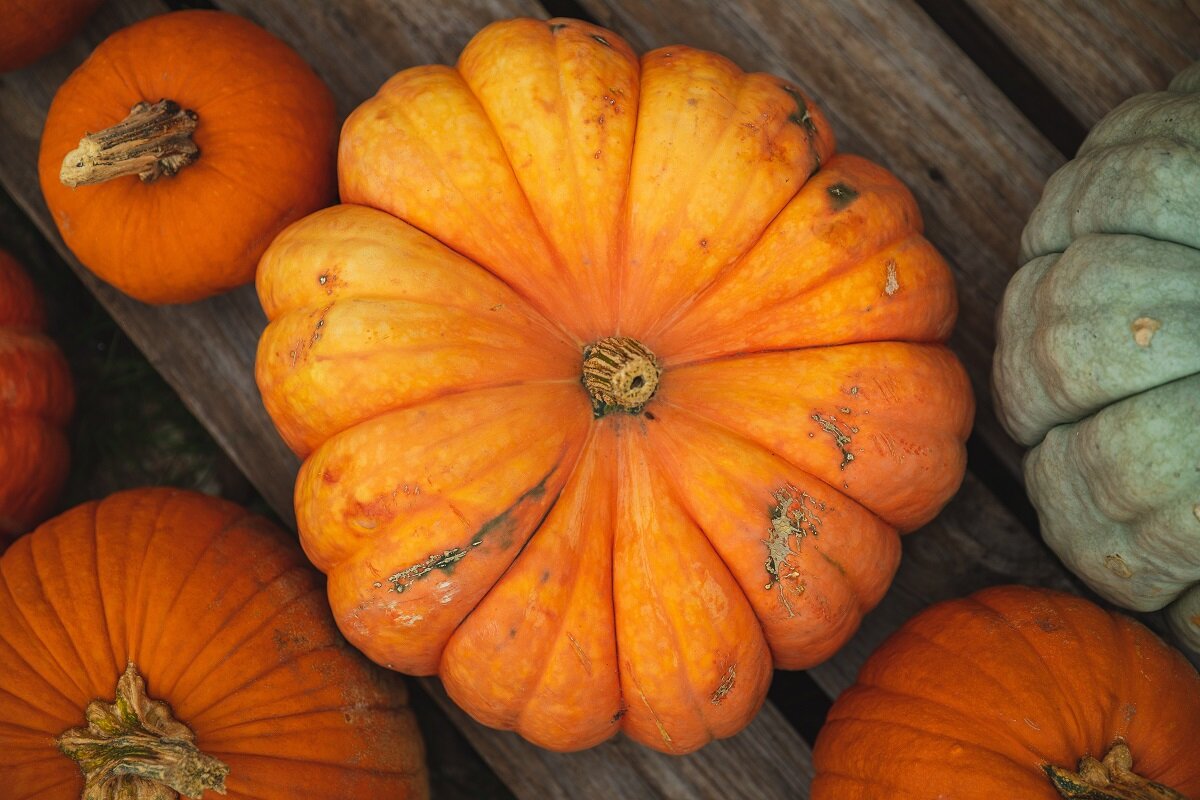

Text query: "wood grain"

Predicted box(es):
[967, 0, 1200, 128]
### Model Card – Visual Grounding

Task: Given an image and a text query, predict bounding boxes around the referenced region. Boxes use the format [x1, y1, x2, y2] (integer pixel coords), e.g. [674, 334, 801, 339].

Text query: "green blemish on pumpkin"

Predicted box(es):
[383, 468, 554, 593]
[780, 84, 818, 137]
[827, 182, 859, 209]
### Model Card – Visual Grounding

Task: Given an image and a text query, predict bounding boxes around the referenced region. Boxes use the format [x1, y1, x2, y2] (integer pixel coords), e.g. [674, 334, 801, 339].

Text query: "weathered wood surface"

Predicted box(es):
[967, 0, 1200, 128]
[1, 1, 1195, 797]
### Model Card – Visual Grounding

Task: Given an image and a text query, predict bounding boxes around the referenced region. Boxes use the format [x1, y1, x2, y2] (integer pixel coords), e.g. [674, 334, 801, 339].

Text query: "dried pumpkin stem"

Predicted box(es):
[1045, 740, 1187, 800]
[60, 100, 199, 187]
[57, 662, 229, 800]
[582, 336, 661, 416]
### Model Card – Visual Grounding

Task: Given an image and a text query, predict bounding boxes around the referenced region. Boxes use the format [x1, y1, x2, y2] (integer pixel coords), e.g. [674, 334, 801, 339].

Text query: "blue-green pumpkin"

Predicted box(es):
[994, 62, 1200, 652]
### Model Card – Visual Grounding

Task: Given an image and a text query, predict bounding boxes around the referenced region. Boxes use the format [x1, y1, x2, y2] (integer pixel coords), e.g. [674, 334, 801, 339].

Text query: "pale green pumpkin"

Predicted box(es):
[994, 62, 1200, 651]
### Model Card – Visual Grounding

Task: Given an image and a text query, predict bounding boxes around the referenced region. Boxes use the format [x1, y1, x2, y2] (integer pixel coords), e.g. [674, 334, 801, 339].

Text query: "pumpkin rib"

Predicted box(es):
[646, 398, 883, 643]
[0, 550, 92, 706]
[30, 524, 111, 698]
[350, 72, 578, 340]
[858, 621, 1066, 758]
[171, 582, 329, 722]
[653, 233, 937, 361]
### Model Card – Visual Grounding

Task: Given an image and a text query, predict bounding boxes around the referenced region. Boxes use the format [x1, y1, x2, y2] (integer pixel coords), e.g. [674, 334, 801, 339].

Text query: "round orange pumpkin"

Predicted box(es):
[0, 249, 72, 545]
[0, 0, 105, 73]
[38, 10, 336, 304]
[256, 17, 973, 753]
[0, 488, 429, 798]
[812, 586, 1200, 799]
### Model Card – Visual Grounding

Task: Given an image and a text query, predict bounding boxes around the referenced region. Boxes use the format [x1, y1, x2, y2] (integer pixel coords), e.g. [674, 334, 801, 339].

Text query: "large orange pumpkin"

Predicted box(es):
[812, 586, 1200, 799]
[0, 249, 73, 544]
[256, 17, 973, 753]
[0, 0, 105, 73]
[38, 10, 336, 304]
[0, 488, 429, 798]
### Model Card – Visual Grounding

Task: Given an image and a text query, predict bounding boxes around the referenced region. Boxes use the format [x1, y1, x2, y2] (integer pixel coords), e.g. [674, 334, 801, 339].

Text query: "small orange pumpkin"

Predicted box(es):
[0, 488, 429, 798]
[0, 249, 72, 544]
[38, 10, 336, 304]
[256, 18, 973, 753]
[0, 0, 105, 73]
[812, 586, 1200, 799]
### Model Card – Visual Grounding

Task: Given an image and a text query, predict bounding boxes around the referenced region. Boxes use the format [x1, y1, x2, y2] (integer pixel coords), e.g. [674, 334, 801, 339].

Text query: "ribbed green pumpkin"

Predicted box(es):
[994, 62, 1200, 652]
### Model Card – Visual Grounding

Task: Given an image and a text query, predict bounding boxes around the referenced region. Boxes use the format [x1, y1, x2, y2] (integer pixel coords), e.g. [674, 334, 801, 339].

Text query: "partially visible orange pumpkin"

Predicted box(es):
[0, 0, 105, 72]
[0, 488, 429, 799]
[0, 249, 72, 545]
[38, 10, 336, 304]
[256, 18, 973, 753]
[812, 586, 1200, 799]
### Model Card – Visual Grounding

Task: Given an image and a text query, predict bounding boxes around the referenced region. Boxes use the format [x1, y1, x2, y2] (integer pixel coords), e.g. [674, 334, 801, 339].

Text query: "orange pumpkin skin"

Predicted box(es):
[0, 488, 429, 798]
[0, 0, 105, 72]
[812, 586, 1200, 799]
[38, 10, 336, 304]
[256, 18, 973, 753]
[0, 250, 72, 544]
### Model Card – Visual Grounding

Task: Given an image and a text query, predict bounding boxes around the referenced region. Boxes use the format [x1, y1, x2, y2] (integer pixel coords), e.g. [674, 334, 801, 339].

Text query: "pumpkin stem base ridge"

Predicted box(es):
[57, 662, 229, 800]
[1045, 740, 1186, 800]
[582, 336, 662, 417]
[60, 100, 199, 187]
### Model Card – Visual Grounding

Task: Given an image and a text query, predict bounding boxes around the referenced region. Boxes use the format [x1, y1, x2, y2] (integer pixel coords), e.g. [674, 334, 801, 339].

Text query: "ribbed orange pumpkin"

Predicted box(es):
[38, 10, 336, 303]
[0, 488, 429, 799]
[0, 0, 104, 72]
[0, 249, 72, 544]
[812, 586, 1200, 799]
[256, 17, 973, 753]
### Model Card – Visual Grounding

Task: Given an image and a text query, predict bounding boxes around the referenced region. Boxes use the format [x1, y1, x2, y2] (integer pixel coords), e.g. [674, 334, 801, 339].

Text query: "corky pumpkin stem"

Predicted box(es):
[1045, 740, 1188, 800]
[57, 662, 229, 800]
[582, 336, 662, 416]
[60, 100, 199, 187]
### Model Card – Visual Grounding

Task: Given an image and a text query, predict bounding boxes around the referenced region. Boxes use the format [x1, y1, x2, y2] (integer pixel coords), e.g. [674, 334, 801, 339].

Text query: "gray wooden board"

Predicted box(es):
[967, 0, 1200, 128]
[1, 1, 1190, 797]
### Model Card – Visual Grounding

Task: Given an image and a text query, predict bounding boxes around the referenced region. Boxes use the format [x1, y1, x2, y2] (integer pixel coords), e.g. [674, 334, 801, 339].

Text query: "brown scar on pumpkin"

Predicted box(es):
[1104, 553, 1133, 579]
[381, 467, 555, 593]
[812, 413, 856, 469]
[884, 259, 900, 296]
[764, 483, 824, 617]
[1131, 316, 1161, 347]
[566, 631, 593, 676]
[710, 664, 737, 704]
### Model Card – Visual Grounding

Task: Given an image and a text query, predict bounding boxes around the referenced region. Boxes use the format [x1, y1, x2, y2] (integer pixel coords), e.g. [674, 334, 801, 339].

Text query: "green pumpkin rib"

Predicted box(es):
[1026, 373, 1200, 612]
[994, 233, 1200, 445]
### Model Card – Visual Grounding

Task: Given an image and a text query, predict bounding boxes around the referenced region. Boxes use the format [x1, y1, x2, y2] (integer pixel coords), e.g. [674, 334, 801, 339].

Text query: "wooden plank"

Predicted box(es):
[0, 1, 302, 524]
[0, 1, 818, 797]
[966, 0, 1200, 128]
[575, 0, 1067, 481]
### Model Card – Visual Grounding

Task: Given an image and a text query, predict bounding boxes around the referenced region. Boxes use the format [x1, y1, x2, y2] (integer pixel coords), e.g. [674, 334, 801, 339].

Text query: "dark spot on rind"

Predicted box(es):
[509, 627, 518, 639]
[540, 569, 551, 583]
[592, 34, 612, 47]
[827, 182, 859, 209]
[549, 22, 567, 33]
[644, 410, 656, 421]
[610, 707, 626, 724]
[927, 166, 945, 183]
[780, 84, 818, 138]
[382, 467, 557, 594]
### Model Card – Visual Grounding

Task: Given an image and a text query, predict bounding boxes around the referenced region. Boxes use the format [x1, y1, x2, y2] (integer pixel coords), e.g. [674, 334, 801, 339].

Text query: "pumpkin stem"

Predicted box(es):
[59, 100, 199, 187]
[582, 336, 662, 416]
[1045, 740, 1187, 800]
[57, 662, 229, 800]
